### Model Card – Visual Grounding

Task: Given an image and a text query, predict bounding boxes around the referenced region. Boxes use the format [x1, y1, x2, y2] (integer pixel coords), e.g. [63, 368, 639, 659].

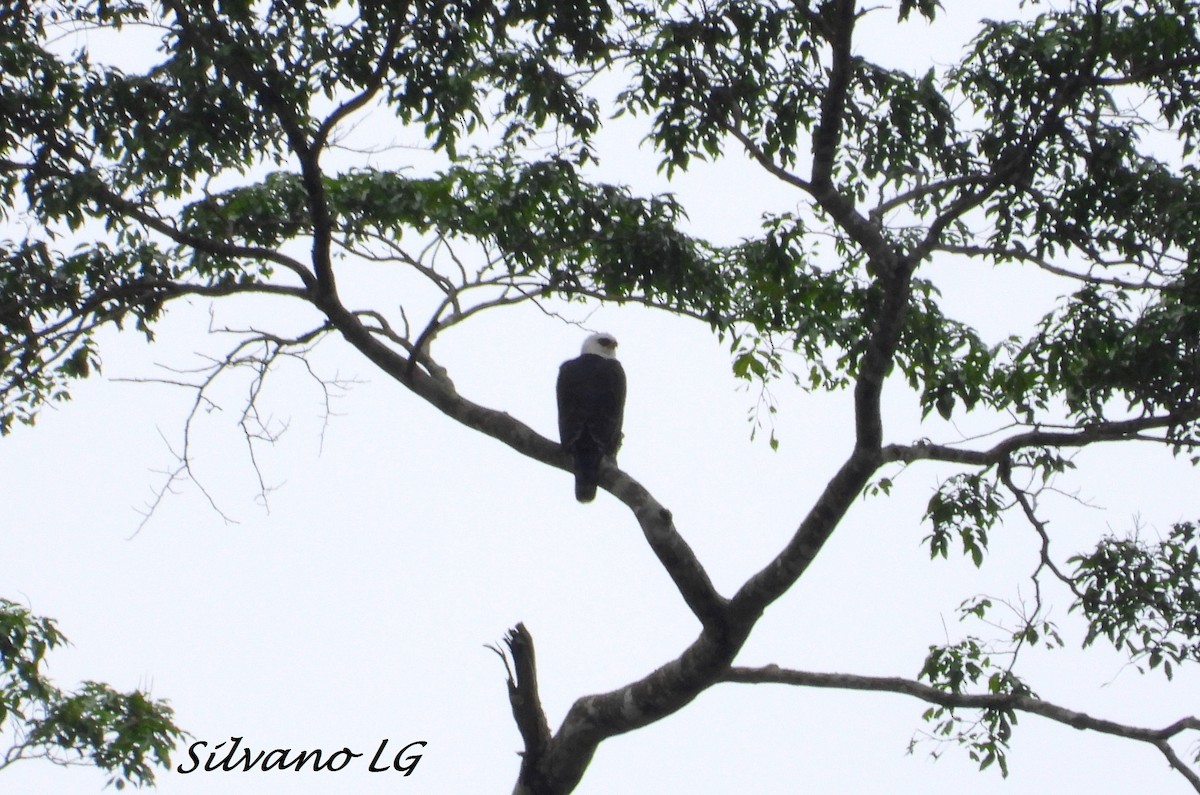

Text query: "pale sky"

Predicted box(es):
[2, 2, 1198, 793]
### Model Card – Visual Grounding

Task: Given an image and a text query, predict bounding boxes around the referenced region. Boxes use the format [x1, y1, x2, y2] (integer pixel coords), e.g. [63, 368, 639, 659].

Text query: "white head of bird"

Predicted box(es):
[582, 333, 618, 359]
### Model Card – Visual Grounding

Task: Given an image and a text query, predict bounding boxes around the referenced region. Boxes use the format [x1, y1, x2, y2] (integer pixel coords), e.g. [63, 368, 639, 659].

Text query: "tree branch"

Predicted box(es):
[605, 467, 729, 630]
[810, 0, 857, 189]
[997, 459, 1085, 597]
[312, 6, 410, 157]
[491, 624, 552, 795]
[723, 665, 1200, 792]
[539, 626, 751, 793]
[868, 176, 985, 224]
[120, 321, 340, 531]
[730, 256, 914, 618]
[909, 10, 1109, 265]
[882, 412, 1200, 467]
[318, 295, 731, 628]
[163, 0, 339, 299]
[0, 156, 317, 290]
[801, 0, 898, 264]
[725, 124, 812, 192]
[935, 242, 1180, 291]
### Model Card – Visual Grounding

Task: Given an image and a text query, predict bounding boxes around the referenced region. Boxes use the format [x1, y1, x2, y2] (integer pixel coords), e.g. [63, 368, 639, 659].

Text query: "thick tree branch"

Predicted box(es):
[310, 307, 739, 794]
[519, 153, 922, 793]
[327, 302, 563, 463]
[1094, 54, 1200, 86]
[540, 626, 751, 793]
[718, 19, 911, 636]
[604, 467, 729, 630]
[810, 0, 856, 189]
[730, 260, 914, 619]
[319, 299, 729, 628]
[152, 8, 731, 634]
[801, 0, 897, 264]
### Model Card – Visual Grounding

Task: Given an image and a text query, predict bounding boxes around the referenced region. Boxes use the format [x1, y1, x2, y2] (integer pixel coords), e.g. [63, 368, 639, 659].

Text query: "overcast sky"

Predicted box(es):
[3, 2, 1198, 793]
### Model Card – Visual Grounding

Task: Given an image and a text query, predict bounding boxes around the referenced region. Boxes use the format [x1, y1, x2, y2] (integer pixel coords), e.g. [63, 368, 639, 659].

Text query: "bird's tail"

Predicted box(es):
[573, 446, 601, 502]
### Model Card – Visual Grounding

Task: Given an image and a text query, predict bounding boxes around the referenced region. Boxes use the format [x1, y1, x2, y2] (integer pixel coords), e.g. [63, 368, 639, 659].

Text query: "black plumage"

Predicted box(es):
[556, 334, 626, 502]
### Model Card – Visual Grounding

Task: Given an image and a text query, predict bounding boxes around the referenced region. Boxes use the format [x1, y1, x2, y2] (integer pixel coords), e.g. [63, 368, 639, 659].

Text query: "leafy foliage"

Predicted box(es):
[1071, 521, 1200, 678]
[0, 237, 168, 433]
[0, 599, 183, 788]
[7, 0, 1200, 446]
[923, 472, 1004, 567]
[915, 638, 1033, 778]
[1004, 282, 1200, 424]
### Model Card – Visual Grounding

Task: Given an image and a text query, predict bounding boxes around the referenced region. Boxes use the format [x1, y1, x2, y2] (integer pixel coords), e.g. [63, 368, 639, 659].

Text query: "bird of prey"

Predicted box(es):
[556, 333, 626, 502]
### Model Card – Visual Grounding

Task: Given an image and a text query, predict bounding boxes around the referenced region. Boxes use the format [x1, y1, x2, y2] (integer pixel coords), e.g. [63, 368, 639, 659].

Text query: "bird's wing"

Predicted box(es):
[556, 357, 587, 446]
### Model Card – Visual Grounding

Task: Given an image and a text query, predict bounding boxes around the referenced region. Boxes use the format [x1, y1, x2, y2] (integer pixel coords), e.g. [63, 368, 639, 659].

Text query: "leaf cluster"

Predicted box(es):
[0, 236, 175, 433]
[610, 1, 1200, 452]
[2, 0, 614, 209]
[8, 0, 1200, 447]
[1, 599, 183, 789]
[953, 6, 1200, 257]
[916, 638, 1032, 778]
[1002, 281, 1200, 429]
[620, 1, 963, 189]
[177, 154, 726, 305]
[1070, 520, 1200, 679]
[922, 472, 1004, 567]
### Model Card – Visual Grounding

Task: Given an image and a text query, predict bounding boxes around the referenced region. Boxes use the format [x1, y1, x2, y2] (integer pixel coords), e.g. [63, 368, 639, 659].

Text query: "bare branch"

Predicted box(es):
[998, 459, 1085, 598]
[491, 624, 552, 795]
[134, 426, 239, 535]
[119, 322, 341, 531]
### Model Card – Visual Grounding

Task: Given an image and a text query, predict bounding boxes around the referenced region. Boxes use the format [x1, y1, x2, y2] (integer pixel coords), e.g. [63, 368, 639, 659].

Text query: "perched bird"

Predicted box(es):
[556, 333, 626, 502]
